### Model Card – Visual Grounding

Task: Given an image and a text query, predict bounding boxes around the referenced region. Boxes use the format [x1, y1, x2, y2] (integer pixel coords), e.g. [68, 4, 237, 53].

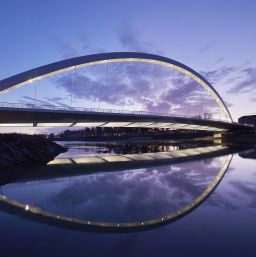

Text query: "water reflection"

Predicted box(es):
[56, 140, 213, 158]
[0, 141, 253, 231]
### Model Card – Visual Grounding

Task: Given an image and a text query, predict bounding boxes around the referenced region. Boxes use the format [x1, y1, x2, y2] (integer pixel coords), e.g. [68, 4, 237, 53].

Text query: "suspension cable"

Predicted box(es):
[34, 80, 37, 107]
[154, 61, 157, 93]
[198, 86, 203, 118]
[133, 61, 136, 111]
[74, 67, 77, 108]
[170, 68, 175, 115]
[122, 95, 125, 111]
[186, 95, 192, 116]
[106, 60, 109, 105]
[69, 68, 74, 108]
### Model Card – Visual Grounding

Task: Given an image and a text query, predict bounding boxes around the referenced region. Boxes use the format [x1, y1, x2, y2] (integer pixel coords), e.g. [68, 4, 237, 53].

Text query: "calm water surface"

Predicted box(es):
[0, 141, 255, 257]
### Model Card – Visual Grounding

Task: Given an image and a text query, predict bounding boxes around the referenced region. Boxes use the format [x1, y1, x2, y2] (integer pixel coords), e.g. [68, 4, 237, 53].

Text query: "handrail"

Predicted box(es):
[0, 102, 228, 122]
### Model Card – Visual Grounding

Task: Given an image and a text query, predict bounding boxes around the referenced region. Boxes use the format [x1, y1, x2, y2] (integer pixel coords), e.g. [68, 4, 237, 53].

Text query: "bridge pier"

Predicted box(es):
[214, 128, 256, 146]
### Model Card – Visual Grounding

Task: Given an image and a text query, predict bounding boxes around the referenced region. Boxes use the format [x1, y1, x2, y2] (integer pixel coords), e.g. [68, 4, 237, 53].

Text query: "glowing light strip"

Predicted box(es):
[144, 153, 173, 159]
[73, 157, 106, 164]
[124, 122, 156, 127]
[101, 122, 133, 127]
[48, 146, 225, 166]
[145, 123, 173, 128]
[162, 123, 188, 128]
[48, 159, 73, 165]
[73, 122, 106, 127]
[37, 123, 73, 127]
[0, 123, 33, 127]
[0, 121, 227, 131]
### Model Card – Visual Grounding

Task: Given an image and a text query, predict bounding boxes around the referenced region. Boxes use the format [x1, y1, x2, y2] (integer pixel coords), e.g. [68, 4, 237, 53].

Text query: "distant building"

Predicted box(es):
[238, 115, 256, 126]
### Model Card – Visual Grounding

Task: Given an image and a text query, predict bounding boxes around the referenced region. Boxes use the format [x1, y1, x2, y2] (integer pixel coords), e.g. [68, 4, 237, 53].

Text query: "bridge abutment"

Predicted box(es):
[214, 129, 256, 146]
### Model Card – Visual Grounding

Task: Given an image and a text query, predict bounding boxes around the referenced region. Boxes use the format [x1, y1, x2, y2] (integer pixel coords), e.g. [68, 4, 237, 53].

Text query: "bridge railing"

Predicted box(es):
[0, 102, 227, 122]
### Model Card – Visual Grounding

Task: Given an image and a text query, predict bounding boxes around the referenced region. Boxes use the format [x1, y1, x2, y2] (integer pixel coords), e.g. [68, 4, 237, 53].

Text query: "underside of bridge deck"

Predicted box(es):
[0, 107, 251, 132]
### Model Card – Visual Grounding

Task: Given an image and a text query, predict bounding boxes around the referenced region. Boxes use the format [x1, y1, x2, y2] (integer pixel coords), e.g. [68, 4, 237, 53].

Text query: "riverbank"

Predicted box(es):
[0, 133, 66, 169]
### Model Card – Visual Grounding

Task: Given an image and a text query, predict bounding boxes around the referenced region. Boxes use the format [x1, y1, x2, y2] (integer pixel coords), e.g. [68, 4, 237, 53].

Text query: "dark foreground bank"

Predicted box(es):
[0, 133, 66, 169]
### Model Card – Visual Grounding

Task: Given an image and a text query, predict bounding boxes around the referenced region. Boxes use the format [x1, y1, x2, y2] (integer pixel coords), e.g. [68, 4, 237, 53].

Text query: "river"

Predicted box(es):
[0, 140, 255, 257]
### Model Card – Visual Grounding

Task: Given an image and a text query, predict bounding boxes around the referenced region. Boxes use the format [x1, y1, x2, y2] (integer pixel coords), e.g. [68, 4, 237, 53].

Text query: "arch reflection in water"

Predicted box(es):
[0, 151, 232, 232]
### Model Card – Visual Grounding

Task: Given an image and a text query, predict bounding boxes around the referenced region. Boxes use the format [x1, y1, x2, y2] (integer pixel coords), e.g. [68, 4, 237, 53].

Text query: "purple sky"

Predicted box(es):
[0, 0, 256, 133]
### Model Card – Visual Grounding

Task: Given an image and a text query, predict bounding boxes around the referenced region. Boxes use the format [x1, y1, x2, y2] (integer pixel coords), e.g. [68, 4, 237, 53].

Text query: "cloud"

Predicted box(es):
[47, 157, 222, 222]
[199, 41, 216, 54]
[58, 73, 127, 105]
[251, 35, 256, 41]
[45, 96, 66, 102]
[50, 25, 228, 118]
[55, 23, 164, 61]
[199, 63, 256, 100]
[44, 96, 70, 107]
[52, 61, 223, 118]
[227, 67, 256, 94]
[54, 33, 106, 60]
[225, 101, 234, 108]
[145, 101, 172, 113]
[212, 57, 226, 66]
[21, 96, 52, 106]
[225, 76, 243, 84]
[228, 180, 256, 209]
[118, 26, 145, 52]
[54, 39, 79, 59]
[53, 61, 159, 107]
[201, 66, 236, 84]
[117, 25, 163, 54]
[77, 34, 90, 51]
[21, 96, 70, 108]
[157, 76, 218, 115]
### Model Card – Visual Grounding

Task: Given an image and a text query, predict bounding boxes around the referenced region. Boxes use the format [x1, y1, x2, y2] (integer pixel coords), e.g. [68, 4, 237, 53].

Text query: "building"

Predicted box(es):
[238, 115, 256, 126]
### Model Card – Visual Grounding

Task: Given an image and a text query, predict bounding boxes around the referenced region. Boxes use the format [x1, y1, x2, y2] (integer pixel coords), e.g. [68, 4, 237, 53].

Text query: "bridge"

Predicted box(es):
[0, 102, 252, 132]
[0, 52, 254, 133]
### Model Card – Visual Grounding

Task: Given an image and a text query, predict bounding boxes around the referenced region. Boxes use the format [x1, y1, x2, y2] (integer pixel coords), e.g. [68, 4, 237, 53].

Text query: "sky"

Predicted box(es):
[0, 0, 256, 133]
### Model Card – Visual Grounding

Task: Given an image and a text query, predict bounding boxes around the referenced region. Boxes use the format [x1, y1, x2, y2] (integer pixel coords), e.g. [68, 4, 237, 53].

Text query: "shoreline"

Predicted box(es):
[0, 133, 66, 169]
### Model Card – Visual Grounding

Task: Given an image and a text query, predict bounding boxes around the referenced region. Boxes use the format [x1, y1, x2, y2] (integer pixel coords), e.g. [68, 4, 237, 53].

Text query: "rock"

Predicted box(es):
[0, 133, 66, 169]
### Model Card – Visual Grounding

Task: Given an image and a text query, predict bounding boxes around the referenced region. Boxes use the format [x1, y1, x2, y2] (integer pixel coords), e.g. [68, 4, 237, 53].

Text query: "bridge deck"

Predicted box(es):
[0, 104, 253, 131]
